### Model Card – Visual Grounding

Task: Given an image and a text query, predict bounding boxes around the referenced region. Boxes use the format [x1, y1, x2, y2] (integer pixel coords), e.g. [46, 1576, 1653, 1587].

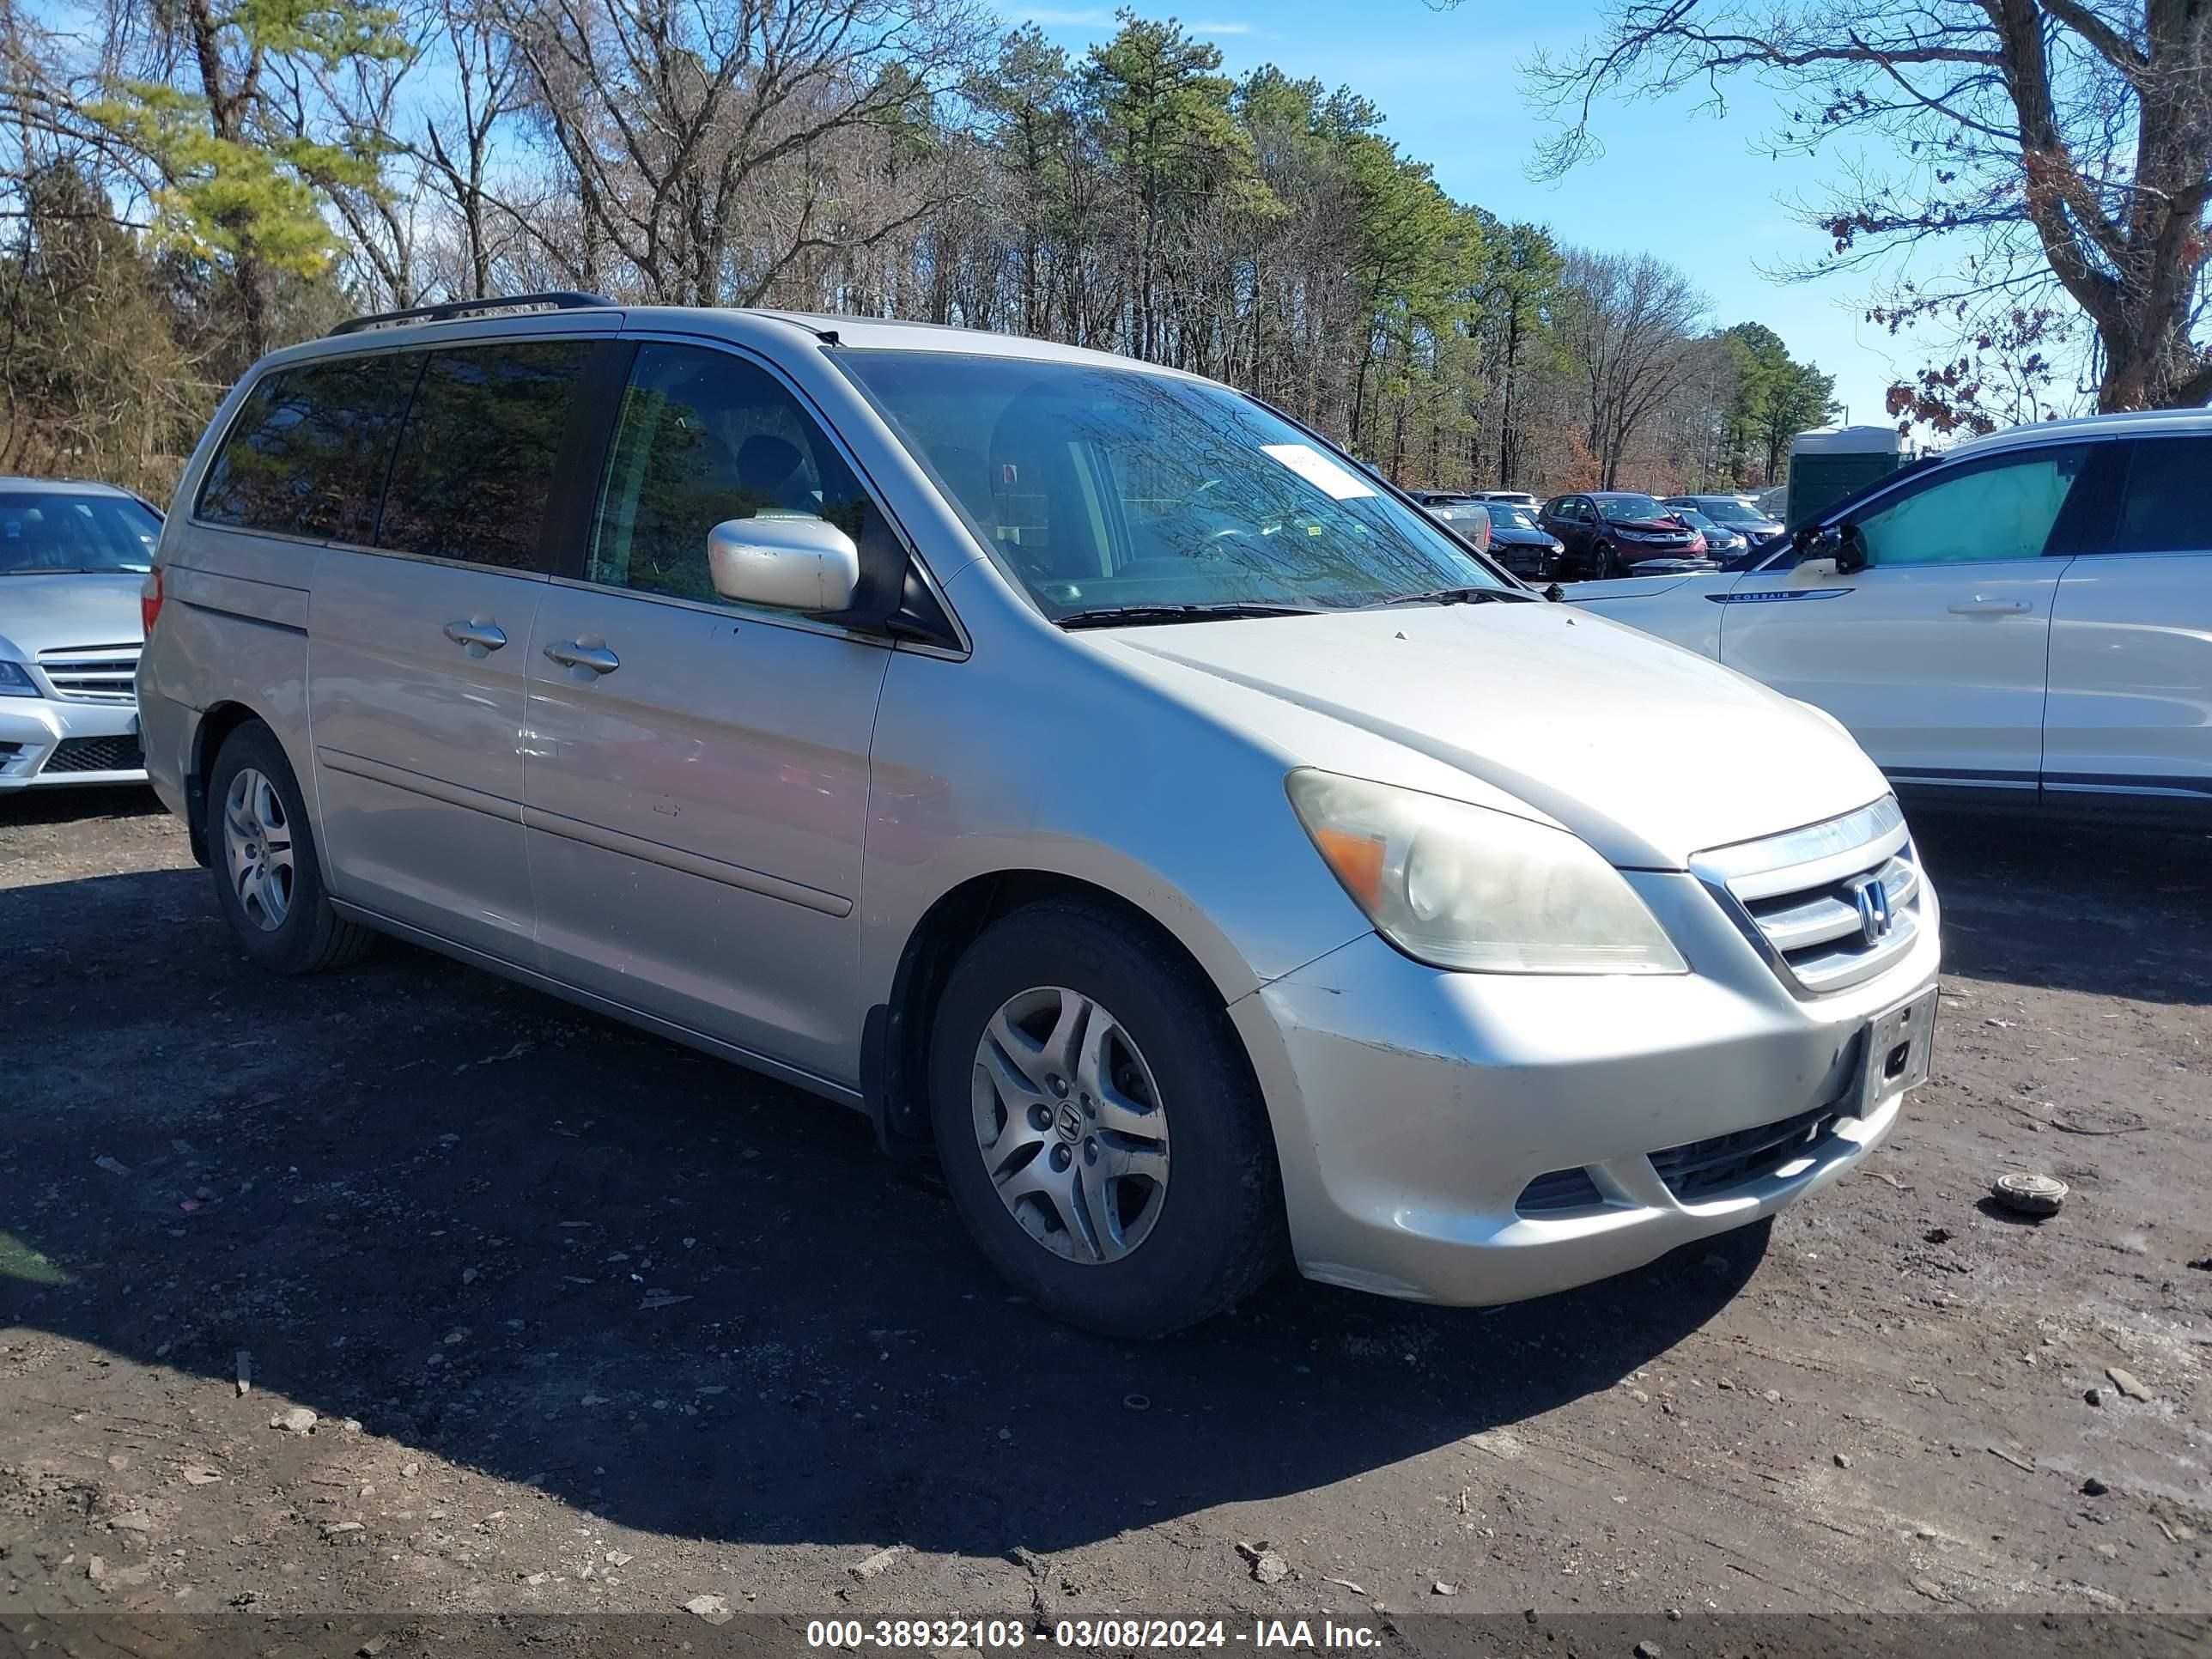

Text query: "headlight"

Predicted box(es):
[1285, 769, 1687, 975]
[0, 660, 40, 698]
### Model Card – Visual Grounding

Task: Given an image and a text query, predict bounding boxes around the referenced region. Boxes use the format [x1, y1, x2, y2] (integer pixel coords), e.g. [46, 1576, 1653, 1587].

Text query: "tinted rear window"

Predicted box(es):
[197, 354, 418, 541]
[2109, 436, 2212, 554]
[376, 342, 592, 570]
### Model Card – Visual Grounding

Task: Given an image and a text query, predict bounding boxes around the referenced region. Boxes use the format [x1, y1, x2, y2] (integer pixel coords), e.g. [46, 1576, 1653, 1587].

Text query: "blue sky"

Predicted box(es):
[1009, 3, 1929, 429]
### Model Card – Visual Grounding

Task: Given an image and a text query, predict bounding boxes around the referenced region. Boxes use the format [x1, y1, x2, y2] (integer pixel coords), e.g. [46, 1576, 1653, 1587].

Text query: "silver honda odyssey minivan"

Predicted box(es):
[137, 295, 1941, 1335]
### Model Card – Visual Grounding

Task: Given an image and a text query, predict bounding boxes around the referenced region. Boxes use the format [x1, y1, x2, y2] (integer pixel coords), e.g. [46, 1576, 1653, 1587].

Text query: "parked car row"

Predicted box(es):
[113, 294, 1942, 1337]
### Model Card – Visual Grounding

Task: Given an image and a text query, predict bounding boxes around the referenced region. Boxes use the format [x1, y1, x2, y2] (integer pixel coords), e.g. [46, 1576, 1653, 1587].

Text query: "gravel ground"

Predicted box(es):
[1, 787, 2207, 1652]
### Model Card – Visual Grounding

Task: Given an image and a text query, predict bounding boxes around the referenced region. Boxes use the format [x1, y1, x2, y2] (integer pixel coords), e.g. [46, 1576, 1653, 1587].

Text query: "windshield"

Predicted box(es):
[1698, 498, 1765, 525]
[1673, 507, 1717, 530]
[0, 491, 160, 574]
[836, 350, 1508, 618]
[1596, 495, 1671, 523]
[1486, 504, 1540, 531]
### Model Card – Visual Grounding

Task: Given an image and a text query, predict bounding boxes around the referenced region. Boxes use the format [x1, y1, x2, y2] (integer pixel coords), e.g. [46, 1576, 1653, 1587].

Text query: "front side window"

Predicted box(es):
[1849, 444, 2088, 568]
[0, 493, 160, 574]
[2107, 436, 2212, 554]
[836, 349, 1505, 617]
[588, 343, 879, 606]
[198, 354, 417, 542]
[377, 341, 592, 570]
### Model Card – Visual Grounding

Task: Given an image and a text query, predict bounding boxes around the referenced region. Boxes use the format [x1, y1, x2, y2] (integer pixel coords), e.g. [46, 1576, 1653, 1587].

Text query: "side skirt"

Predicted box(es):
[327, 898, 867, 1113]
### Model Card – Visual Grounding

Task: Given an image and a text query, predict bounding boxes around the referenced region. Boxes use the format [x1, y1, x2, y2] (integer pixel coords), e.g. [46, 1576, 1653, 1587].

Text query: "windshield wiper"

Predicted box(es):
[1364, 586, 1535, 609]
[1054, 602, 1324, 629]
[1, 566, 100, 576]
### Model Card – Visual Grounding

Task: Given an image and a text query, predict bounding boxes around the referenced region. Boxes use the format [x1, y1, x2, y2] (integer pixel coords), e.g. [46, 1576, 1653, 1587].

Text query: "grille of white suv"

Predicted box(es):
[1692, 795, 1923, 997]
[36, 643, 141, 702]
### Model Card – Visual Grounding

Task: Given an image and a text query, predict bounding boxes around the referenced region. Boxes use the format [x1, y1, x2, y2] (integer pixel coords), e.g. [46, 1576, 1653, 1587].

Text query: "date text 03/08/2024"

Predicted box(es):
[803, 1618, 1384, 1650]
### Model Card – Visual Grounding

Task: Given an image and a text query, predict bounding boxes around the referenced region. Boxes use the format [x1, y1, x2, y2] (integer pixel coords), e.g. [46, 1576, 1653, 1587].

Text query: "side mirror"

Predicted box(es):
[1833, 524, 1869, 575]
[1789, 524, 1851, 578]
[707, 514, 860, 613]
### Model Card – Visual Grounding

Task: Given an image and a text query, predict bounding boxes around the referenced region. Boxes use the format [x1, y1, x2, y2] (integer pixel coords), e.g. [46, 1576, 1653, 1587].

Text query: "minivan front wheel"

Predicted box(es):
[205, 721, 373, 975]
[968, 983, 1172, 1266]
[928, 900, 1285, 1336]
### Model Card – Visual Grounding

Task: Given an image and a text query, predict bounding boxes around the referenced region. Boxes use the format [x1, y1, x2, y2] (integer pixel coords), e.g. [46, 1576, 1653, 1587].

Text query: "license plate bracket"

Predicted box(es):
[1854, 986, 1937, 1118]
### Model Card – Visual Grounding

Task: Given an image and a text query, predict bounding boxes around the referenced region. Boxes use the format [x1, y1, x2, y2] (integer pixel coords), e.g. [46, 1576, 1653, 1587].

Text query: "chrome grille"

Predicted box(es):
[36, 643, 141, 703]
[1692, 795, 1923, 996]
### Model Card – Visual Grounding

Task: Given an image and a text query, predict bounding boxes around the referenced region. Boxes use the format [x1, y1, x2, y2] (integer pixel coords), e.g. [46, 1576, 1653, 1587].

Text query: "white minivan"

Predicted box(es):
[137, 295, 1941, 1334]
[1572, 410, 2212, 823]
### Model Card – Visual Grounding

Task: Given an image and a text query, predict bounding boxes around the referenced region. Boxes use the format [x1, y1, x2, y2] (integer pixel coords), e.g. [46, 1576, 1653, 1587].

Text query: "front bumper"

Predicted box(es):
[0, 693, 147, 789]
[1231, 864, 1940, 1305]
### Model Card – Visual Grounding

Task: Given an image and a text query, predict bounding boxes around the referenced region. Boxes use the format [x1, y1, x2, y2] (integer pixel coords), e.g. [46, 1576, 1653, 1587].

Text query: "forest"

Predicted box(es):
[1, 1, 1842, 499]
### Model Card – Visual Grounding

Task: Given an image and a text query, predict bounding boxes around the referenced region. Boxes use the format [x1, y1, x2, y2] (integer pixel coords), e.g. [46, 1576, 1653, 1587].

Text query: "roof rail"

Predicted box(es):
[329, 291, 615, 337]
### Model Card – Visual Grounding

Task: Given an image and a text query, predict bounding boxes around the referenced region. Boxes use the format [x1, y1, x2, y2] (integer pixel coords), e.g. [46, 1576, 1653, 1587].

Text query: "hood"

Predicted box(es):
[1626, 557, 1722, 576]
[1105, 602, 1887, 869]
[1489, 525, 1553, 544]
[1559, 571, 1705, 601]
[0, 571, 145, 659]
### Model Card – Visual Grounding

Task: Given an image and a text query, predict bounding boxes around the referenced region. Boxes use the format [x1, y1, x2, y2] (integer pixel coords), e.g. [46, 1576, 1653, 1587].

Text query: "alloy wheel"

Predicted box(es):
[969, 985, 1170, 1264]
[222, 767, 295, 932]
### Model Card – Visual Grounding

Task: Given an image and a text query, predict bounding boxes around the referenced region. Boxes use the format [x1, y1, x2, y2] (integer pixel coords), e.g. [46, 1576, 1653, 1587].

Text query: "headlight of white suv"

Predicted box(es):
[1285, 769, 1686, 975]
[0, 660, 40, 698]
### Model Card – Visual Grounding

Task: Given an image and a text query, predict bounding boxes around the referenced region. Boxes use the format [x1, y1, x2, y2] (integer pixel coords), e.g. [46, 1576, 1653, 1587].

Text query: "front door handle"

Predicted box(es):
[544, 639, 620, 675]
[443, 618, 507, 653]
[1947, 599, 2032, 616]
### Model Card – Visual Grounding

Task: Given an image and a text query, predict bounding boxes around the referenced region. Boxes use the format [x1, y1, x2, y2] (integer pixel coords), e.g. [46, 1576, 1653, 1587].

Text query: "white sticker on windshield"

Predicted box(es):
[1261, 443, 1375, 501]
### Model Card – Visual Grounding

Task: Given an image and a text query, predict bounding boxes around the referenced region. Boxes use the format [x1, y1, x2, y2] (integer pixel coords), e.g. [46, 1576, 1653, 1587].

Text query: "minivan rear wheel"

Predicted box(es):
[927, 899, 1285, 1337]
[205, 720, 374, 975]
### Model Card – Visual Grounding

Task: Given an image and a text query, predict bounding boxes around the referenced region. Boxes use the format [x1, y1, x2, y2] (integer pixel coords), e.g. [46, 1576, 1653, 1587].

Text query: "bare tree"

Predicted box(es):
[1561, 249, 1710, 487]
[495, 0, 988, 306]
[412, 0, 532, 299]
[1519, 1, 2212, 420]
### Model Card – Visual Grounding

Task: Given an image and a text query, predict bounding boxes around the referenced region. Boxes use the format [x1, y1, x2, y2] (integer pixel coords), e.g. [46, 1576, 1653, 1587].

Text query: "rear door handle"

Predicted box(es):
[443, 618, 507, 652]
[544, 639, 620, 675]
[1947, 599, 2031, 616]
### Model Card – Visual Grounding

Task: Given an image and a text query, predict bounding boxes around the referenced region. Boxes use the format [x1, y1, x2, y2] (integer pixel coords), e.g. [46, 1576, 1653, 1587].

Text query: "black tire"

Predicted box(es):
[927, 899, 1286, 1338]
[204, 720, 374, 975]
[1596, 541, 1620, 579]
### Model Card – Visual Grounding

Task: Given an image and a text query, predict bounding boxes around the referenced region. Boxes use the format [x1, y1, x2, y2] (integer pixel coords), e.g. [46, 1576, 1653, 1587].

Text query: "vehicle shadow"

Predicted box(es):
[1909, 809, 2212, 1005]
[0, 783, 164, 829]
[2, 866, 1765, 1559]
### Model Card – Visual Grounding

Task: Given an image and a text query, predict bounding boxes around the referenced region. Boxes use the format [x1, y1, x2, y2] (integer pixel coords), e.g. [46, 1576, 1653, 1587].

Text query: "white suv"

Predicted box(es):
[1572, 410, 2212, 823]
[136, 295, 1941, 1334]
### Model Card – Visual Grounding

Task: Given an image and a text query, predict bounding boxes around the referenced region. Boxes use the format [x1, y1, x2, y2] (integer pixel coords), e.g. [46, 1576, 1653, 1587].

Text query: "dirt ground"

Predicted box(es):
[2, 786, 2207, 1653]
